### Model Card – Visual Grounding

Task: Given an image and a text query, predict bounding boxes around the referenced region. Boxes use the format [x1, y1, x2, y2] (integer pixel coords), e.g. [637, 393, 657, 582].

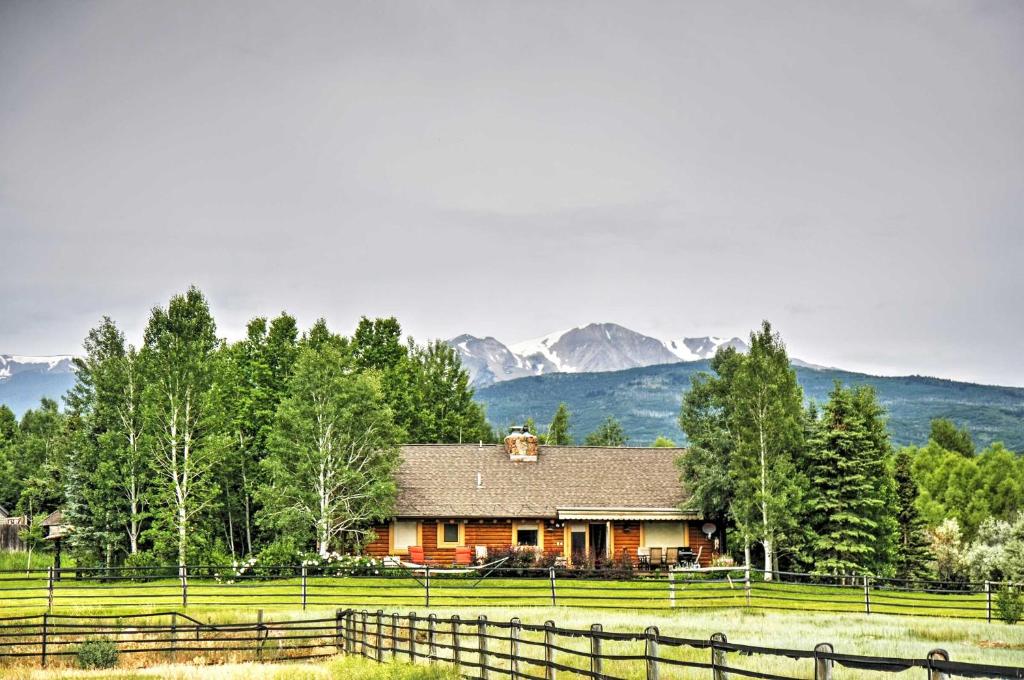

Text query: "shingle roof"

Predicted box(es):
[394, 444, 692, 518]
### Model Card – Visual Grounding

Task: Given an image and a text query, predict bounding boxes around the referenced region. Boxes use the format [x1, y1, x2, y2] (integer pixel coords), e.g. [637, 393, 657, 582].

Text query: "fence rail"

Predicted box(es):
[0, 608, 1021, 679]
[0, 565, 1019, 623]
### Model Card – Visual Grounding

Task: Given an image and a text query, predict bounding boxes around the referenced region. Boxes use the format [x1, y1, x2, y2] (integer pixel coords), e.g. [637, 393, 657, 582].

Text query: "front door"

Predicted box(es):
[589, 523, 608, 561]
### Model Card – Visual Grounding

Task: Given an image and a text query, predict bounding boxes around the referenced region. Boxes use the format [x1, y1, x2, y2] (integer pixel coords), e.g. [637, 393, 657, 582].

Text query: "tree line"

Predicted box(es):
[0, 287, 490, 568]
[678, 321, 1024, 582]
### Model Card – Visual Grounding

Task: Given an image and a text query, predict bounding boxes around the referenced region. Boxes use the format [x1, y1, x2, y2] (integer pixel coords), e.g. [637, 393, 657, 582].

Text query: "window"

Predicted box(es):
[444, 523, 459, 544]
[437, 521, 464, 548]
[391, 520, 419, 555]
[516, 529, 539, 546]
[641, 522, 688, 549]
[514, 522, 543, 549]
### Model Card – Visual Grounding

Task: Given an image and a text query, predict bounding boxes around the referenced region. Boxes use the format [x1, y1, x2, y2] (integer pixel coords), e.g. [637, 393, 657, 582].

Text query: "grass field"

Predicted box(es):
[0, 571, 993, 619]
[0, 569, 1019, 680]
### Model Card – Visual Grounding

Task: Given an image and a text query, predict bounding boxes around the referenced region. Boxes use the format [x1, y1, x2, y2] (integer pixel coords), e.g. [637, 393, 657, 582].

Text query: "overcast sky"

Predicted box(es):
[1, 1, 1022, 385]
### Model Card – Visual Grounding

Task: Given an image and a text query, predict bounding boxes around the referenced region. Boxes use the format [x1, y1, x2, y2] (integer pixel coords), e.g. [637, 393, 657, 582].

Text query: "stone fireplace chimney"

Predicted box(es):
[504, 425, 539, 462]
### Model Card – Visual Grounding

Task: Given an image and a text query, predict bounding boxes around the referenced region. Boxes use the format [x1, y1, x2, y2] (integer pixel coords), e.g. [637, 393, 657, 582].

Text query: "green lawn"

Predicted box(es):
[0, 571, 1018, 680]
[0, 571, 991, 620]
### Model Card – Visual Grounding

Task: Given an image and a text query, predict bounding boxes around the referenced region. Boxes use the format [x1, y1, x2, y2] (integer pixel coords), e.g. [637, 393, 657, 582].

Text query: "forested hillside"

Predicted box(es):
[476, 361, 1024, 449]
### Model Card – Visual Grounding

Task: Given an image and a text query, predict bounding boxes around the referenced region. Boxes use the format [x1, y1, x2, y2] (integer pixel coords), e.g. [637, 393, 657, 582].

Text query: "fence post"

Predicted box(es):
[346, 610, 356, 654]
[544, 620, 557, 680]
[360, 610, 369, 657]
[863, 575, 871, 614]
[408, 612, 417, 662]
[179, 565, 188, 608]
[301, 565, 308, 611]
[510, 617, 522, 680]
[452, 614, 462, 670]
[391, 612, 399, 659]
[375, 610, 384, 663]
[927, 649, 950, 680]
[427, 613, 438, 661]
[590, 624, 603, 679]
[985, 581, 992, 624]
[814, 643, 834, 680]
[549, 567, 557, 606]
[40, 612, 48, 668]
[710, 632, 728, 680]
[425, 566, 431, 608]
[644, 626, 660, 680]
[744, 564, 751, 607]
[46, 566, 54, 612]
[256, 609, 265, 661]
[170, 612, 178, 662]
[339, 610, 348, 655]
[669, 569, 676, 608]
[478, 615, 490, 680]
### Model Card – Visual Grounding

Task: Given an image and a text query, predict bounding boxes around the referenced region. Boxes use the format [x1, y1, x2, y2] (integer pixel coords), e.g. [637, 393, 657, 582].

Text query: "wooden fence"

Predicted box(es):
[0, 609, 1021, 678]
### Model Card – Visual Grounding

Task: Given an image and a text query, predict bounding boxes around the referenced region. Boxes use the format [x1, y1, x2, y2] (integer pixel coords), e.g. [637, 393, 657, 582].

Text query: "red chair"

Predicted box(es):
[454, 546, 473, 566]
[408, 546, 425, 564]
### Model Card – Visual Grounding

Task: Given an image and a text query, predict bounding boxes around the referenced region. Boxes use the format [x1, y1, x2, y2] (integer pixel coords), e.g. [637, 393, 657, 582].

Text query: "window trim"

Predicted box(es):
[513, 521, 544, 550]
[389, 520, 423, 556]
[436, 520, 465, 548]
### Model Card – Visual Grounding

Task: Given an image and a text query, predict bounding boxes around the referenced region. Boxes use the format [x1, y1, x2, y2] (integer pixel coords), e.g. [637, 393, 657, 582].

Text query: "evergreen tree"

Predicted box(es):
[677, 348, 743, 522]
[892, 447, 931, 580]
[547, 403, 573, 445]
[584, 416, 627, 446]
[805, 383, 881, 576]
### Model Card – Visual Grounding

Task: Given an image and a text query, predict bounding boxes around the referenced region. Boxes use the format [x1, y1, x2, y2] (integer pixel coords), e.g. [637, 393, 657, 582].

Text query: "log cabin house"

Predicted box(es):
[365, 428, 722, 568]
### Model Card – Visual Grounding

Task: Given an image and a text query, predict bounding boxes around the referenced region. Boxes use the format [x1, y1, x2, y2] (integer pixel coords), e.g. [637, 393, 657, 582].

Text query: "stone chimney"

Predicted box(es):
[504, 425, 539, 462]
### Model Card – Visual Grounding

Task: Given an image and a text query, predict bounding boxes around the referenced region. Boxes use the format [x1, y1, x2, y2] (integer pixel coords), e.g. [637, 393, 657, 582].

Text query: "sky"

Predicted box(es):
[1, 1, 1022, 386]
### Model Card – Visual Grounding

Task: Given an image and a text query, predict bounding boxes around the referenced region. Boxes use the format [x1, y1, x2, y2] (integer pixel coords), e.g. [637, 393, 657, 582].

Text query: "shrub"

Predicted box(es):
[76, 637, 118, 669]
[122, 551, 171, 581]
[256, 538, 304, 577]
[996, 585, 1024, 625]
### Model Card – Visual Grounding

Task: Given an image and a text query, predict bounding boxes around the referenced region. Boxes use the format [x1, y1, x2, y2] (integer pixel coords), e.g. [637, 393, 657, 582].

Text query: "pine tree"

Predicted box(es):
[892, 447, 931, 580]
[805, 383, 881, 576]
[584, 416, 627, 446]
[547, 403, 573, 445]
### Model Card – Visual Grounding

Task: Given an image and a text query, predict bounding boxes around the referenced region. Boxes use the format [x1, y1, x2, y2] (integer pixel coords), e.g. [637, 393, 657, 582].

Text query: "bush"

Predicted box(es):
[256, 538, 303, 577]
[76, 637, 118, 669]
[997, 585, 1024, 625]
[122, 551, 172, 581]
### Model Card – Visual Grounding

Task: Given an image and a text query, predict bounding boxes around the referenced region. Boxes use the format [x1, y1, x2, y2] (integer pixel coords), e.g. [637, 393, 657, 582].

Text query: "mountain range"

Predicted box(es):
[0, 355, 77, 416]
[3, 325, 1023, 451]
[448, 323, 749, 387]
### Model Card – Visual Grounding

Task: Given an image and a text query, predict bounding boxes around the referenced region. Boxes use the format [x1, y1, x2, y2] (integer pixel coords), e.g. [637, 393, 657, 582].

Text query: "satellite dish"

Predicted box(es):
[701, 522, 717, 538]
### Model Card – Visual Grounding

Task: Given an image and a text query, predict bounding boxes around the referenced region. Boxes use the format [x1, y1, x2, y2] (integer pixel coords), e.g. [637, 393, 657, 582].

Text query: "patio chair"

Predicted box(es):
[408, 546, 425, 564]
[649, 547, 662, 570]
[454, 546, 473, 566]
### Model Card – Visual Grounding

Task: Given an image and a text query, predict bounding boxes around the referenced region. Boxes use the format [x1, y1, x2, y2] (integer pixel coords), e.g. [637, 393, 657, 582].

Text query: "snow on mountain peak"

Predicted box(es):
[449, 324, 750, 387]
[0, 354, 76, 380]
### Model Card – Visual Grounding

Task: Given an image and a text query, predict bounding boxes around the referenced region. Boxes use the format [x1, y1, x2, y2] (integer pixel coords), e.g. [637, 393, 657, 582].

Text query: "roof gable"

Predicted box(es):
[394, 444, 691, 518]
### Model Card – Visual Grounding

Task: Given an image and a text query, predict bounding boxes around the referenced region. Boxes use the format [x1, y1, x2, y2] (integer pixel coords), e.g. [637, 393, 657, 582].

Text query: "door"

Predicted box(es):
[589, 523, 608, 561]
[570, 528, 587, 564]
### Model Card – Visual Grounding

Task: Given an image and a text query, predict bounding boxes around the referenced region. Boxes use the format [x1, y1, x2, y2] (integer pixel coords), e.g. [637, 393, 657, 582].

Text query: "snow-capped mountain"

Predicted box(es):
[0, 355, 76, 380]
[0, 355, 78, 416]
[447, 323, 748, 386]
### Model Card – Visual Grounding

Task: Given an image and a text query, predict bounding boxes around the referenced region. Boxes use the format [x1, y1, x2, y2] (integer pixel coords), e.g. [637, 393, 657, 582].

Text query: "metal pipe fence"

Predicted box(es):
[0, 565, 1019, 622]
[1, 608, 1021, 679]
